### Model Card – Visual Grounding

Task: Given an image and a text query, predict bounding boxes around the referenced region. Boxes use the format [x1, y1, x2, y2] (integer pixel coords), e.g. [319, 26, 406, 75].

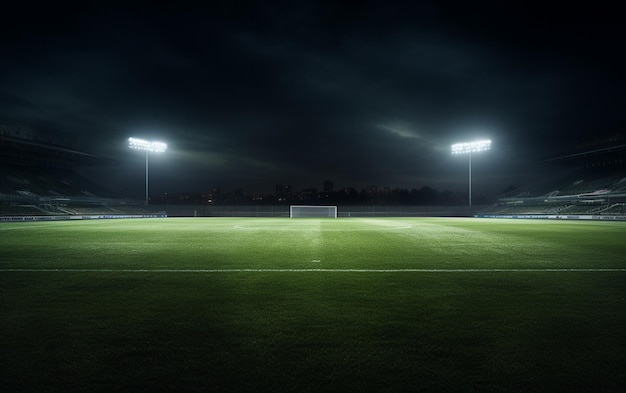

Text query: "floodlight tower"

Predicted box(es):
[128, 137, 167, 205]
[451, 139, 491, 206]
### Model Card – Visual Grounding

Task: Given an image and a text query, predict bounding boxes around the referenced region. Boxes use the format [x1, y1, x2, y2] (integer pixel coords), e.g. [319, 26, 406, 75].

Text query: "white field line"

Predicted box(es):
[1, 268, 625, 273]
[233, 224, 413, 230]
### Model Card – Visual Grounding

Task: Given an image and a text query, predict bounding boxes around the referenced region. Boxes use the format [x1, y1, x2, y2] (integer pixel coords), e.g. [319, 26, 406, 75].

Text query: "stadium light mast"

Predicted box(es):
[128, 137, 167, 205]
[451, 139, 491, 206]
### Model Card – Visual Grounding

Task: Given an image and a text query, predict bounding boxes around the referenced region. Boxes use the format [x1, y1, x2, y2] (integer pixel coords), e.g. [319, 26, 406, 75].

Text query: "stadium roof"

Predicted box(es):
[543, 143, 626, 162]
[0, 135, 116, 167]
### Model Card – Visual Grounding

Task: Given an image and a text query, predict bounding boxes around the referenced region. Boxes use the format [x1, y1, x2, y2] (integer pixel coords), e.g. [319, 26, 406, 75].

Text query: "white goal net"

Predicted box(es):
[290, 205, 338, 218]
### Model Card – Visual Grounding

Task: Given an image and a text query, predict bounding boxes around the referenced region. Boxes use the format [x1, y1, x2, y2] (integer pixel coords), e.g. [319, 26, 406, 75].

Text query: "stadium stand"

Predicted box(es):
[483, 182, 625, 216]
[481, 140, 626, 218]
[1, 128, 158, 218]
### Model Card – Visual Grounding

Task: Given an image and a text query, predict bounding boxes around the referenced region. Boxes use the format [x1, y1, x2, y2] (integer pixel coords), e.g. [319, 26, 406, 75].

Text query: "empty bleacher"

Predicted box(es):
[484, 170, 626, 217]
[1, 165, 154, 217]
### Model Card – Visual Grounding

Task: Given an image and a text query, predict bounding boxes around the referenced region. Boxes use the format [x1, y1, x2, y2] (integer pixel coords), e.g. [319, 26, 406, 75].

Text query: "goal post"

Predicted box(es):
[290, 205, 338, 218]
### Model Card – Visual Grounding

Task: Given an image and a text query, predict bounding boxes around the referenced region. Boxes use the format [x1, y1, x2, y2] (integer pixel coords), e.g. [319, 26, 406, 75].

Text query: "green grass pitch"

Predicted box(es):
[1, 217, 625, 392]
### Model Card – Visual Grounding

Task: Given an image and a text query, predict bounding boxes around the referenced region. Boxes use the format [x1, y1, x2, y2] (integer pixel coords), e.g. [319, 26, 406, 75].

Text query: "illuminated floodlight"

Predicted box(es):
[128, 137, 167, 205]
[128, 137, 167, 153]
[451, 139, 491, 207]
[451, 139, 491, 155]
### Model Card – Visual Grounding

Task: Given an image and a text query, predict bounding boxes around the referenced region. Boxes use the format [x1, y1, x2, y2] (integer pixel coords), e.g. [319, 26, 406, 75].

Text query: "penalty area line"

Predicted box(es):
[1, 268, 625, 273]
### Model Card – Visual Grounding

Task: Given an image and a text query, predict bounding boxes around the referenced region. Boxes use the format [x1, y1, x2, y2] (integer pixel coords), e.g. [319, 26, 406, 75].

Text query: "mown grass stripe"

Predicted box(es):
[1, 268, 625, 273]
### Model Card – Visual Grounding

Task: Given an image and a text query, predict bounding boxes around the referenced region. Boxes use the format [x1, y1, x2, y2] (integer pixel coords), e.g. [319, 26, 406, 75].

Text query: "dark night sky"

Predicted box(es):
[1, 1, 624, 196]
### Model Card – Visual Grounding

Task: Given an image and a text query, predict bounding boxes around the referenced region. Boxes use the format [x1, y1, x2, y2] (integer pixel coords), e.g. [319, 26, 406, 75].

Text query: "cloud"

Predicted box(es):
[377, 122, 421, 139]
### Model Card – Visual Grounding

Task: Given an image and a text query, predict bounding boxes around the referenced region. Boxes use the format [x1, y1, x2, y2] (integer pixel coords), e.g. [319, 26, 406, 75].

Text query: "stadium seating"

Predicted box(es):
[0, 165, 153, 216]
[484, 170, 626, 216]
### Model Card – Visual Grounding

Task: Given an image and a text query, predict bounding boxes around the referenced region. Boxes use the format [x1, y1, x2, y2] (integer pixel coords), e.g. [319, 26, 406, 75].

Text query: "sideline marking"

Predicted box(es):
[233, 224, 413, 231]
[1, 268, 625, 273]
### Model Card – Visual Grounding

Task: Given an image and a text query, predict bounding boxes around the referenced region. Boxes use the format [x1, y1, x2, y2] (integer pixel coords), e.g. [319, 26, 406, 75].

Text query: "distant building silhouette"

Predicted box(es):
[323, 180, 334, 193]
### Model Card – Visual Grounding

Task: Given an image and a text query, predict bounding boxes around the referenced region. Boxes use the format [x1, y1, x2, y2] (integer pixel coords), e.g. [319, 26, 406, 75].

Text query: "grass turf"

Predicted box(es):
[1, 217, 625, 392]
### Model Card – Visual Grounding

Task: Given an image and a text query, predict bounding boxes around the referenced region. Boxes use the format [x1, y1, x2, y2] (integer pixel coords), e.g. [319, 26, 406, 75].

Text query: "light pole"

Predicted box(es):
[451, 139, 491, 206]
[128, 137, 167, 205]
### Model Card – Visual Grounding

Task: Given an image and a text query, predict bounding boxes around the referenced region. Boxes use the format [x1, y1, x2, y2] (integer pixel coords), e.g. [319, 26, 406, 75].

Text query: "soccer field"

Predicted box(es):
[1, 217, 625, 392]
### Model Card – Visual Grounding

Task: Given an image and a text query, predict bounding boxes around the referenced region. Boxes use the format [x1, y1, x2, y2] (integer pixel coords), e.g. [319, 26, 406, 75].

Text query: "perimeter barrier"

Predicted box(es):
[476, 214, 626, 221]
[0, 213, 167, 222]
[159, 205, 477, 217]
